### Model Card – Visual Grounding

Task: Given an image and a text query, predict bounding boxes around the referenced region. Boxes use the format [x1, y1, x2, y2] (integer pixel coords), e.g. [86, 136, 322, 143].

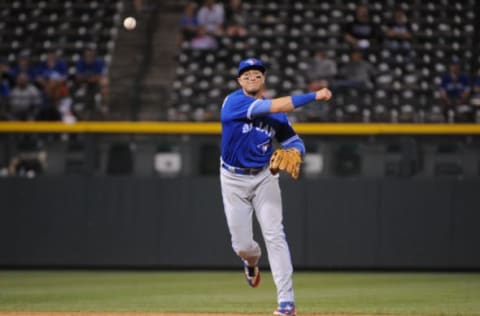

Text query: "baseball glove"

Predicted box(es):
[269, 148, 302, 180]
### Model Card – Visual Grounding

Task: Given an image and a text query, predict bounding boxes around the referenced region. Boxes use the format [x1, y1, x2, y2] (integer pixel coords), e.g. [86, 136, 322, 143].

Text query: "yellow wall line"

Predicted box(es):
[0, 122, 479, 134]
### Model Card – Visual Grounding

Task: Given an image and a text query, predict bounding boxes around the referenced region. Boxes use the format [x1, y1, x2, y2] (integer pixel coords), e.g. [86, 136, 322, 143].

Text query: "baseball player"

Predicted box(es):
[220, 58, 332, 316]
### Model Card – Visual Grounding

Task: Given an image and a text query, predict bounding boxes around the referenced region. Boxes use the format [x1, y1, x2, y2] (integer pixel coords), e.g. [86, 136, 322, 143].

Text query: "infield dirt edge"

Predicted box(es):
[0, 313, 418, 316]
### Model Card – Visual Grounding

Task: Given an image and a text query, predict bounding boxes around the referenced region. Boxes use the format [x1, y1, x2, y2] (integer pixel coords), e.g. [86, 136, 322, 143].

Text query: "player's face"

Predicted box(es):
[238, 70, 265, 96]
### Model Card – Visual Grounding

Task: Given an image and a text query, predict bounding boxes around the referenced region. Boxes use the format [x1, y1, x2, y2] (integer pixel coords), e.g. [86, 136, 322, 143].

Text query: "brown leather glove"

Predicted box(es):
[269, 148, 302, 180]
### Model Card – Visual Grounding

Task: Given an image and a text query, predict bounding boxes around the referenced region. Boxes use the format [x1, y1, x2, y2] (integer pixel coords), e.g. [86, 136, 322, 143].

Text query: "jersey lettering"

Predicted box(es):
[241, 122, 275, 138]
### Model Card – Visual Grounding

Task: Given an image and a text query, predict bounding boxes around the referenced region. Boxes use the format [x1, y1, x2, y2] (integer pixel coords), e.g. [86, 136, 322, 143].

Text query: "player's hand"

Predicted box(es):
[315, 88, 332, 101]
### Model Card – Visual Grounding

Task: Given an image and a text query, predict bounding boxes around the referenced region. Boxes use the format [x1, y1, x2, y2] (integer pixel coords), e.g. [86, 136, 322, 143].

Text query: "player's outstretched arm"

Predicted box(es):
[270, 88, 332, 113]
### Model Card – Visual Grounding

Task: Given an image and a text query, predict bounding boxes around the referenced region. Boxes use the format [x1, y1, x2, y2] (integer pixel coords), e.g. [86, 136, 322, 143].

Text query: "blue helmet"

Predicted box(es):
[237, 58, 266, 76]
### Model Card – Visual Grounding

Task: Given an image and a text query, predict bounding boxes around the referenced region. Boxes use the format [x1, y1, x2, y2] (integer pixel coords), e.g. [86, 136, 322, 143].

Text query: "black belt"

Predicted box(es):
[221, 163, 266, 175]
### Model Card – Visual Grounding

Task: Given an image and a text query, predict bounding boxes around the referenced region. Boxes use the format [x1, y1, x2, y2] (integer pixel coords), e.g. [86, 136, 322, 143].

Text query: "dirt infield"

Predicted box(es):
[0, 314, 282, 316]
[0, 314, 305, 316]
[0, 313, 388, 316]
[0, 313, 386, 316]
[0, 314, 250, 316]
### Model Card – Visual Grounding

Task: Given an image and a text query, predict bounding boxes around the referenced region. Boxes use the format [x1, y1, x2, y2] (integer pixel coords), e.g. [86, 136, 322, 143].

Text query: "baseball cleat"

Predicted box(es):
[273, 301, 296, 316]
[243, 263, 261, 288]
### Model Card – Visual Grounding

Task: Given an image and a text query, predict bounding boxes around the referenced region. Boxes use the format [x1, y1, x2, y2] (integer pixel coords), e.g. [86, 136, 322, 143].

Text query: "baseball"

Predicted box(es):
[123, 16, 136, 30]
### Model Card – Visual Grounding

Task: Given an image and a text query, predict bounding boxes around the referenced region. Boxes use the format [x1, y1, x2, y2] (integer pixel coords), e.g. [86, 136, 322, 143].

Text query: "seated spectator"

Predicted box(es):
[224, 0, 247, 37]
[37, 72, 71, 121]
[197, 0, 224, 36]
[439, 59, 471, 107]
[334, 50, 377, 91]
[74, 43, 109, 114]
[178, 2, 199, 47]
[35, 49, 68, 89]
[344, 4, 379, 50]
[383, 7, 412, 51]
[0, 79, 9, 113]
[306, 49, 338, 91]
[439, 58, 471, 121]
[0, 58, 14, 87]
[191, 26, 218, 50]
[0, 59, 11, 118]
[9, 50, 37, 83]
[8, 72, 43, 121]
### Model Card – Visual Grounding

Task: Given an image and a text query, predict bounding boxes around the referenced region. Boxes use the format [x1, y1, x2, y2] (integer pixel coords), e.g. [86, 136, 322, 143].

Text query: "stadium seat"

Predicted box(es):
[169, 0, 477, 122]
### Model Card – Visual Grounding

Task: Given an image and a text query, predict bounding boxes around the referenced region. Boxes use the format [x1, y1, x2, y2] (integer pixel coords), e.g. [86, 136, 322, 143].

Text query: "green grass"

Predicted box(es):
[0, 271, 479, 315]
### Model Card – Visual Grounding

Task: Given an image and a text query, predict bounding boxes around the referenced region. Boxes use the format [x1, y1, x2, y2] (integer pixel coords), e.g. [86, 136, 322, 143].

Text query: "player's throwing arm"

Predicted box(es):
[267, 89, 332, 179]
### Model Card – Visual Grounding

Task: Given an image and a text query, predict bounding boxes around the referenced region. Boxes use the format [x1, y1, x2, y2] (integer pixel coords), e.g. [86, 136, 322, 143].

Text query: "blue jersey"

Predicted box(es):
[441, 73, 470, 99]
[221, 89, 303, 168]
[36, 59, 68, 80]
[76, 58, 106, 77]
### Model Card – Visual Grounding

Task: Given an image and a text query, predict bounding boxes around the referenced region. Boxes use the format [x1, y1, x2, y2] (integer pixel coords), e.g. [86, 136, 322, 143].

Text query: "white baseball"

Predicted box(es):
[123, 17, 136, 30]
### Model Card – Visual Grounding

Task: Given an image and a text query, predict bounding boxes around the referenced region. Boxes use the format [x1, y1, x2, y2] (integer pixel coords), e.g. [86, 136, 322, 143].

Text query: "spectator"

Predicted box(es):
[0, 58, 14, 87]
[191, 25, 218, 50]
[75, 43, 109, 114]
[224, 0, 247, 37]
[178, 2, 199, 47]
[0, 78, 9, 109]
[8, 72, 43, 121]
[10, 50, 37, 82]
[335, 50, 377, 91]
[35, 49, 68, 89]
[439, 59, 471, 107]
[344, 4, 378, 50]
[37, 72, 71, 121]
[306, 49, 338, 91]
[383, 7, 412, 51]
[439, 59, 471, 121]
[0, 59, 11, 118]
[197, 0, 224, 36]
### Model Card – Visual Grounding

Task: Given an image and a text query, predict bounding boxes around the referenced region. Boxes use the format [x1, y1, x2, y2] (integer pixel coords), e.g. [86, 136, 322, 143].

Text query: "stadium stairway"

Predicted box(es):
[107, 0, 180, 121]
[137, 4, 180, 121]
[107, 0, 149, 120]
